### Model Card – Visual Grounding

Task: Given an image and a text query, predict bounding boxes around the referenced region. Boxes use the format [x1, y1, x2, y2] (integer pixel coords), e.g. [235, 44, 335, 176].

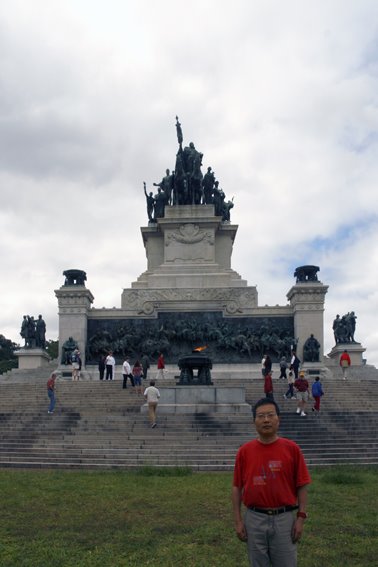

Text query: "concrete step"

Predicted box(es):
[1, 367, 378, 470]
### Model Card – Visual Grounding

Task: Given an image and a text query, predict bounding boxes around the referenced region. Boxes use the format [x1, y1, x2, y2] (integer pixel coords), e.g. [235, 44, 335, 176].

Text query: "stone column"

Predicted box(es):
[287, 282, 328, 364]
[55, 285, 94, 367]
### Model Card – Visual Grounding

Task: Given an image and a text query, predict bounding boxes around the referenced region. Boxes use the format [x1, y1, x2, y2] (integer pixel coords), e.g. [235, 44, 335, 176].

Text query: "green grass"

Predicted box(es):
[0, 466, 377, 566]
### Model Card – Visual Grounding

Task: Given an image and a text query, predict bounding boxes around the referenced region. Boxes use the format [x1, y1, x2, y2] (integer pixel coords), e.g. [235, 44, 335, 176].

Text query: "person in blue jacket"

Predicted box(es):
[311, 376, 324, 412]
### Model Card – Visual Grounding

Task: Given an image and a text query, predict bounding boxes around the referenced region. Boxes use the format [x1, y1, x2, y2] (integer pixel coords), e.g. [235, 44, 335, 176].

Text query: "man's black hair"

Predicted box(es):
[252, 398, 281, 419]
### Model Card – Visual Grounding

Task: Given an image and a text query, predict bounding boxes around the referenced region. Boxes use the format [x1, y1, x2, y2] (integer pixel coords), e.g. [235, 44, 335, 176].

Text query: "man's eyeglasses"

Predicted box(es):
[255, 412, 277, 420]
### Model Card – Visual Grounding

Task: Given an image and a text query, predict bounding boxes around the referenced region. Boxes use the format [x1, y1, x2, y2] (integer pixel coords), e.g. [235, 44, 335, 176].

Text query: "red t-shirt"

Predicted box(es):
[47, 377, 55, 391]
[233, 437, 311, 508]
[294, 378, 309, 392]
[157, 355, 165, 369]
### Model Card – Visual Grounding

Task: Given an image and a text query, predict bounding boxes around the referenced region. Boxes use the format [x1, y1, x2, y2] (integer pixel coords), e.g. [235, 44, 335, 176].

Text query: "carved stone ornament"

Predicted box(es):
[122, 288, 257, 315]
[166, 224, 214, 246]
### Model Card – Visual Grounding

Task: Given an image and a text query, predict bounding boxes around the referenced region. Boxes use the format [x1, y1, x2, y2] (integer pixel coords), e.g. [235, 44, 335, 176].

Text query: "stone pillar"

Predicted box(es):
[287, 282, 328, 364]
[55, 284, 94, 367]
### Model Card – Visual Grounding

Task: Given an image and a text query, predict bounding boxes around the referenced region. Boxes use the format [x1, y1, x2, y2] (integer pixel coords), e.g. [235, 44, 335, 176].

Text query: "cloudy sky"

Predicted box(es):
[1, 0, 377, 365]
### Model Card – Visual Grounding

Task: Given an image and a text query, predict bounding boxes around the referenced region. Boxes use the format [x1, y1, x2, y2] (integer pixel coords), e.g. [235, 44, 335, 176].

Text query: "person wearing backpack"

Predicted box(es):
[290, 351, 301, 380]
[284, 370, 295, 399]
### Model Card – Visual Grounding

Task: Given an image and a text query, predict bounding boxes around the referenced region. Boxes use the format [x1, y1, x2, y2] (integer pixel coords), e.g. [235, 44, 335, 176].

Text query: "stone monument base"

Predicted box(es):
[301, 362, 327, 377]
[54, 365, 93, 380]
[141, 386, 251, 414]
[15, 348, 50, 370]
[327, 343, 366, 366]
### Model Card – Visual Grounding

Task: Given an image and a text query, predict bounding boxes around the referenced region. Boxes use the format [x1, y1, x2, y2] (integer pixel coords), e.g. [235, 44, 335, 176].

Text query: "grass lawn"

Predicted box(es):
[0, 466, 377, 566]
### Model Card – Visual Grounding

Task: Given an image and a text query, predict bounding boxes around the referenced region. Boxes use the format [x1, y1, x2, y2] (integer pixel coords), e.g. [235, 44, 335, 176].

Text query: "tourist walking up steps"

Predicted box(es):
[263, 354, 272, 377]
[264, 370, 274, 400]
[290, 351, 301, 380]
[279, 356, 288, 379]
[71, 348, 81, 381]
[132, 360, 143, 395]
[311, 376, 324, 413]
[98, 354, 106, 381]
[122, 357, 134, 389]
[232, 397, 311, 567]
[294, 371, 310, 417]
[340, 349, 351, 380]
[105, 351, 116, 380]
[284, 370, 295, 399]
[156, 352, 166, 380]
[141, 353, 150, 380]
[144, 380, 160, 428]
[47, 373, 57, 414]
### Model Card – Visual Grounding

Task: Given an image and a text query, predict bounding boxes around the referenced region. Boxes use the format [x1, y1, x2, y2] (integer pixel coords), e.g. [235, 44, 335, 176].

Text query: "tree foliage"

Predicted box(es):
[0, 334, 18, 374]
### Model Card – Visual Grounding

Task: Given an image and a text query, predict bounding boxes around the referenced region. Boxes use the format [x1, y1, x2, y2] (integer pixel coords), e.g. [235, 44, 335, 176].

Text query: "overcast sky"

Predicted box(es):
[1, 0, 377, 365]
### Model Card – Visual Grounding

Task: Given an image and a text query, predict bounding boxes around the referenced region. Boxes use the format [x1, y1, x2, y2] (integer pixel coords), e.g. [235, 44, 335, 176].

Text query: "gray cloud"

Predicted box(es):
[1, 1, 378, 366]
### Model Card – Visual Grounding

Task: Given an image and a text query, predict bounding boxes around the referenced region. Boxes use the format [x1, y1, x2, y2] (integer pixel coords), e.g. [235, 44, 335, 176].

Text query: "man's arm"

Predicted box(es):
[231, 486, 247, 541]
[291, 484, 309, 543]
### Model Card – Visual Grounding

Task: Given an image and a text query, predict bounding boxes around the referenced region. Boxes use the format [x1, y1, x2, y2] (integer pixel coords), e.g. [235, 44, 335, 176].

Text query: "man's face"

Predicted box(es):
[254, 404, 280, 439]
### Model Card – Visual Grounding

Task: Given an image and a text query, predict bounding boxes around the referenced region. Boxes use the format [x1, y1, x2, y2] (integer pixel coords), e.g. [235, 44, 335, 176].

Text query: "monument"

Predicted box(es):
[55, 120, 329, 372]
[327, 311, 365, 365]
[15, 313, 50, 369]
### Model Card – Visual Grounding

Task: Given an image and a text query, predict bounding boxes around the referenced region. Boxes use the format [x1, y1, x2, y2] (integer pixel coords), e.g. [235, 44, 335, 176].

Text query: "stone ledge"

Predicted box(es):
[140, 386, 251, 414]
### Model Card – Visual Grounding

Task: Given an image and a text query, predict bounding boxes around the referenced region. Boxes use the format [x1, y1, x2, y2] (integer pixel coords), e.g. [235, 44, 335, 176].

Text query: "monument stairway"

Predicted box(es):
[1, 363, 378, 470]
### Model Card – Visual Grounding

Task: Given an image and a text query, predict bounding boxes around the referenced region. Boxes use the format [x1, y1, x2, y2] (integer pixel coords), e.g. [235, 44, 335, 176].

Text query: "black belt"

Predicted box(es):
[248, 505, 298, 515]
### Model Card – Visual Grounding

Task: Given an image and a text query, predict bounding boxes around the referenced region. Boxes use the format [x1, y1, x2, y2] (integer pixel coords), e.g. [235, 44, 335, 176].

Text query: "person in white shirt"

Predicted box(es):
[122, 357, 134, 389]
[105, 351, 116, 381]
[143, 380, 160, 428]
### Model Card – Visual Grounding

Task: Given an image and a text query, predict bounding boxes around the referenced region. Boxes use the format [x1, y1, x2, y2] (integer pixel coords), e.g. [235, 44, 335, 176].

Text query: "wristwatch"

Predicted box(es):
[296, 511, 308, 519]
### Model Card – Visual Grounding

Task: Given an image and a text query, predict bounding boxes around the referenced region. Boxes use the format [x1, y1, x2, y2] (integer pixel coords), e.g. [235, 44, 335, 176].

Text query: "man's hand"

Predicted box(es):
[235, 519, 248, 542]
[291, 517, 305, 543]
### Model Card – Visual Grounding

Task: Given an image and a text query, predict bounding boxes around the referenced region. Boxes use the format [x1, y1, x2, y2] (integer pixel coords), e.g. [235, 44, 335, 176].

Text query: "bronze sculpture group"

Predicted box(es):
[143, 116, 234, 222]
[333, 312, 357, 344]
[20, 314, 46, 349]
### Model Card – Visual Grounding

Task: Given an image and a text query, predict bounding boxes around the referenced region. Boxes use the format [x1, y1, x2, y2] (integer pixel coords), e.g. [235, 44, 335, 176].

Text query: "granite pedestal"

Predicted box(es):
[141, 386, 251, 414]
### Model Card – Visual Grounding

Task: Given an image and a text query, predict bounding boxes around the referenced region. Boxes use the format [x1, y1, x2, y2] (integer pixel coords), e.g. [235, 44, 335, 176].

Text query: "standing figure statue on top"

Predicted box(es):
[142, 117, 235, 220]
[143, 182, 155, 223]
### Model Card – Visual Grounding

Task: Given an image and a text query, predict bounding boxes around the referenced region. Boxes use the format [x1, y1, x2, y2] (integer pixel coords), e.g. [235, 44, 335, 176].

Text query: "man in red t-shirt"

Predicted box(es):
[232, 398, 311, 567]
[294, 371, 310, 417]
[339, 349, 351, 380]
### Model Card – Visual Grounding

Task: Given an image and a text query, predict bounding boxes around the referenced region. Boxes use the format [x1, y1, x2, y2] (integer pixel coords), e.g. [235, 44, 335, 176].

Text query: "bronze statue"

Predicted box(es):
[153, 169, 174, 205]
[303, 334, 320, 362]
[143, 182, 155, 222]
[61, 336, 79, 365]
[142, 118, 236, 218]
[222, 198, 234, 222]
[294, 266, 320, 283]
[20, 315, 28, 345]
[154, 188, 166, 219]
[63, 269, 87, 286]
[202, 166, 215, 204]
[36, 314, 46, 349]
[175, 115, 183, 147]
[334, 312, 357, 343]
